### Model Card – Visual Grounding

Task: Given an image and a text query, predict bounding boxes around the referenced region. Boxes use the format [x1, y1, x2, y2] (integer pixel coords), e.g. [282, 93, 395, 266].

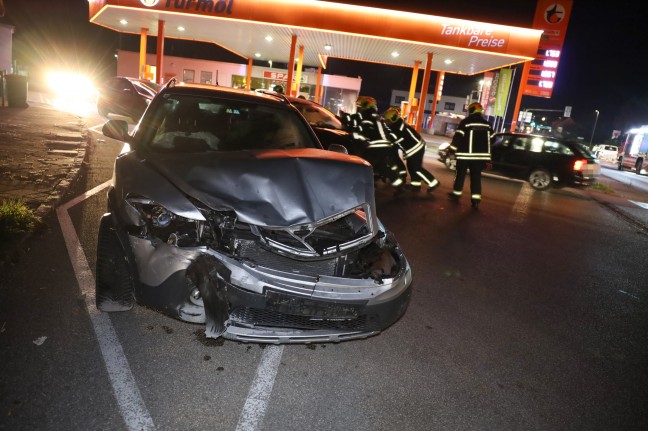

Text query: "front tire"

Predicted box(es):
[96, 215, 135, 312]
[528, 168, 551, 191]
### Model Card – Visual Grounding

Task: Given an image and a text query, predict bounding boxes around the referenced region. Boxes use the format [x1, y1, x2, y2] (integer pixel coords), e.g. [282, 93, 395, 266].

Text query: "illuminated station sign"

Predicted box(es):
[526, 48, 561, 97]
[522, 0, 573, 99]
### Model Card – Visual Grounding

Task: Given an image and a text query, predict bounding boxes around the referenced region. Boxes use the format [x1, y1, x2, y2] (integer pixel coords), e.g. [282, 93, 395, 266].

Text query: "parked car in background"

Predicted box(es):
[97, 76, 161, 123]
[592, 144, 618, 162]
[489, 132, 600, 190]
[96, 81, 412, 344]
[281, 95, 368, 156]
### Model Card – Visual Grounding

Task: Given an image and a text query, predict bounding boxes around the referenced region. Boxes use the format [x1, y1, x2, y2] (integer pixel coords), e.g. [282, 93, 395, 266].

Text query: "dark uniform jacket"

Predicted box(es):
[387, 117, 426, 158]
[346, 110, 394, 149]
[449, 113, 493, 161]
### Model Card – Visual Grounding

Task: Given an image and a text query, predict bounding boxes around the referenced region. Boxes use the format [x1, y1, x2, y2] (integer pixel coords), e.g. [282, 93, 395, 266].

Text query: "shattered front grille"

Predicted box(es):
[237, 240, 338, 275]
[230, 306, 376, 331]
[257, 204, 375, 258]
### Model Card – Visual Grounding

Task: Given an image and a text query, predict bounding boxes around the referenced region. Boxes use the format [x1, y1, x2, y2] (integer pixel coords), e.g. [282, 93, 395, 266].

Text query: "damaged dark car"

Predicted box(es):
[97, 81, 412, 343]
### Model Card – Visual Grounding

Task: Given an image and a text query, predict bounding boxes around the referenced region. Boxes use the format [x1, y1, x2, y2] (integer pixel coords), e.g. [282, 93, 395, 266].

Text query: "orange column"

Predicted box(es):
[408, 60, 420, 121]
[315, 66, 323, 104]
[429, 71, 445, 132]
[155, 20, 165, 84]
[293, 45, 304, 97]
[246, 57, 253, 90]
[416, 53, 433, 133]
[510, 61, 531, 132]
[286, 35, 297, 97]
[139, 28, 148, 80]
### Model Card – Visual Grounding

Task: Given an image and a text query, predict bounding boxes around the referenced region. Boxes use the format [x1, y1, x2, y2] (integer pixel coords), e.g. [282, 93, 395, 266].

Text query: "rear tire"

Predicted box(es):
[528, 168, 551, 191]
[636, 159, 644, 175]
[96, 215, 135, 312]
[617, 157, 624, 171]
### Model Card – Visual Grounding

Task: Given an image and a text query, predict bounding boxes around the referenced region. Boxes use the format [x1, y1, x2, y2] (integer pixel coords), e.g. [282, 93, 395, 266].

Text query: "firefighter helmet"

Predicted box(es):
[467, 102, 484, 114]
[383, 106, 401, 124]
[356, 96, 377, 112]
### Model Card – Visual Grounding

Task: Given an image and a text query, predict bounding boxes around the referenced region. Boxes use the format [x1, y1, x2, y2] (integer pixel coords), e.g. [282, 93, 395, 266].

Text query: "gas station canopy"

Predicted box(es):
[89, 0, 542, 75]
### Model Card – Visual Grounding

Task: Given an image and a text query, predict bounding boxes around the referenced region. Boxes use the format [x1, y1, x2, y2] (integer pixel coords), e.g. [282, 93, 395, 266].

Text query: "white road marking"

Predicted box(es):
[510, 182, 534, 223]
[618, 290, 640, 301]
[57, 180, 155, 431]
[629, 200, 648, 209]
[235, 345, 285, 431]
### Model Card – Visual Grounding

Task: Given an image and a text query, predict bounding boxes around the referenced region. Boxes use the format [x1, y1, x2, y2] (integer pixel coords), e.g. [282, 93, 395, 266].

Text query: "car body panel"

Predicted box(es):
[98, 82, 412, 343]
[144, 148, 375, 227]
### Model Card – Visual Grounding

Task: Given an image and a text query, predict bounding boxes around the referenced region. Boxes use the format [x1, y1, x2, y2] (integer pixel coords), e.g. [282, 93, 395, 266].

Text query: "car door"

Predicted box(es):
[493, 135, 533, 179]
[541, 138, 574, 182]
[490, 134, 516, 172]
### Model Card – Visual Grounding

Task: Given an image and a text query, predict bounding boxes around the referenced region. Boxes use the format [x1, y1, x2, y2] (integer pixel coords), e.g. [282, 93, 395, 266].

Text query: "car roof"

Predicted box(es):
[161, 81, 292, 107]
[494, 132, 577, 143]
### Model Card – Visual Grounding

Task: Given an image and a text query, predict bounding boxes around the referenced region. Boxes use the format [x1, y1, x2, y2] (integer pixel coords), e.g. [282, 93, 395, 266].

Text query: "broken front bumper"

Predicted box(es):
[129, 235, 413, 344]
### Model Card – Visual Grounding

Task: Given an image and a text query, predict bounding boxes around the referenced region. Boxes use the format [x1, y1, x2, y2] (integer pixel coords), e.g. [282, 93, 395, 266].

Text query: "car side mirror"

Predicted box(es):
[102, 119, 130, 142]
[328, 143, 348, 154]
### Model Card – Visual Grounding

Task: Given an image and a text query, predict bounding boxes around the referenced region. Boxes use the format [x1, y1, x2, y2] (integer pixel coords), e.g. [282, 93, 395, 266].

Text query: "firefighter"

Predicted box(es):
[383, 106, 440, 193]
[347, 96, 406, 189]
[447, 102, 493, 208]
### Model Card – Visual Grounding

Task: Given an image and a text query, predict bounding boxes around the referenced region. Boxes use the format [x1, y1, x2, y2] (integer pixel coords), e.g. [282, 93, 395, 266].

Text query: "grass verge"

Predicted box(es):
[589, 182, 615, 195]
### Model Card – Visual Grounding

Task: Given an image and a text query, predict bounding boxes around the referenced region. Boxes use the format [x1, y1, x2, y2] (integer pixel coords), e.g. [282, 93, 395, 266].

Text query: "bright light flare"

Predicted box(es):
[46, 71, 97, 116]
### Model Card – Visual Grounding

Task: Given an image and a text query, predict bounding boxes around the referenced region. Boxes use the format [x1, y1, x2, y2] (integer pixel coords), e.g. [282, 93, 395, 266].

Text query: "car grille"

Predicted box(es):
[237, 239, 338, 275]
[230, 306, 377, 331]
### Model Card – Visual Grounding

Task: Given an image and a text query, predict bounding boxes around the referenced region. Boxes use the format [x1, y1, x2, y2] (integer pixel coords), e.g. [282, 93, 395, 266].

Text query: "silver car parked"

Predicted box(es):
[96, 80, 412, 344]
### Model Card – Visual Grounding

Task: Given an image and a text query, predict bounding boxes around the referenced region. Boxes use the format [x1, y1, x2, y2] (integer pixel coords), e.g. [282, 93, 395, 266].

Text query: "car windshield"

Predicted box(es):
[139, 94, 318, 152]
[292, 100, 344, 130]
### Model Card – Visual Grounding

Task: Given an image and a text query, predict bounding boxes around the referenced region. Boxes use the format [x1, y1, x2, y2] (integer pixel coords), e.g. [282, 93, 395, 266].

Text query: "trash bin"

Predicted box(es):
[5, 75, 29, 108]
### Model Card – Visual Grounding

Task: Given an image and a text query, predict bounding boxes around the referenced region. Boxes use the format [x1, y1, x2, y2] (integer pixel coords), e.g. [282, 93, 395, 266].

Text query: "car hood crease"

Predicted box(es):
[146, 149, 376, 226]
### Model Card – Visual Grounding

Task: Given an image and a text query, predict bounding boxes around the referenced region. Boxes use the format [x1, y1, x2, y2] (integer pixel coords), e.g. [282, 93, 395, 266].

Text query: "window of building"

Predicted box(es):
[200, 71, 213, 84]
[444, 102, 456, 111]
[183, 69, 195, 83]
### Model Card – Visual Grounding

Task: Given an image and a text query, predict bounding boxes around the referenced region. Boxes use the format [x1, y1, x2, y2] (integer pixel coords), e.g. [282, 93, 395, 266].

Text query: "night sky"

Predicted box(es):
[3, 0, 648, 143]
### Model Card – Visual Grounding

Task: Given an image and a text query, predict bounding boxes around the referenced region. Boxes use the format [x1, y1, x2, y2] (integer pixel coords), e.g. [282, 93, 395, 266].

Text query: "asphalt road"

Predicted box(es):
[1, 114, 648, 430]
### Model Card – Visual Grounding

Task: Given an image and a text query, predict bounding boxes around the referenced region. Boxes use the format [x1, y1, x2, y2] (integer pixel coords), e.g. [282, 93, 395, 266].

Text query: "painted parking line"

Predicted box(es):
[629, 200, 648, 209]
[57, 180, 155, 431]
[235, 345, 285, 431]
[59, 179, 285, 431]
[510, 182, 534, 224]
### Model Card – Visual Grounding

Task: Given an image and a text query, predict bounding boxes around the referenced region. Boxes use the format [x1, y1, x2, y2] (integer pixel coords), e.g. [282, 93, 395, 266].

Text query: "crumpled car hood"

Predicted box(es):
[146, 148, 376, 227]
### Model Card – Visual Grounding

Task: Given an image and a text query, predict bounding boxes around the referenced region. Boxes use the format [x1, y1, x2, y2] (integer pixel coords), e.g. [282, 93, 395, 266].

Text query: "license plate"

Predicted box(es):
[266, 291, 361, 319]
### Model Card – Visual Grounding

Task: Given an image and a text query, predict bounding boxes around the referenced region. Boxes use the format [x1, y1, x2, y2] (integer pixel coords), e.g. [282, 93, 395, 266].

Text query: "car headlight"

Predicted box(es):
[125, 196, 204, 246]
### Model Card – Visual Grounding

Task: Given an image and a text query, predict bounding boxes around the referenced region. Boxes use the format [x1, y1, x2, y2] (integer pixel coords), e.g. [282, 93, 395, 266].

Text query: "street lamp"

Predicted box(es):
[589, 109, 600, 145]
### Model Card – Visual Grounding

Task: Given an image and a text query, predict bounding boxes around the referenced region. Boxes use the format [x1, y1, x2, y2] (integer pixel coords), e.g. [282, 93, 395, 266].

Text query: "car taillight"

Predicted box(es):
[573, 159, 586, 171]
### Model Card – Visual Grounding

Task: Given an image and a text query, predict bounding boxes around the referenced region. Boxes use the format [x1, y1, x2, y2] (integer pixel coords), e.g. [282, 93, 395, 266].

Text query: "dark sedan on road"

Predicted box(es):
[489, 132, 600, 190]
[97, 81, 412, 344]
